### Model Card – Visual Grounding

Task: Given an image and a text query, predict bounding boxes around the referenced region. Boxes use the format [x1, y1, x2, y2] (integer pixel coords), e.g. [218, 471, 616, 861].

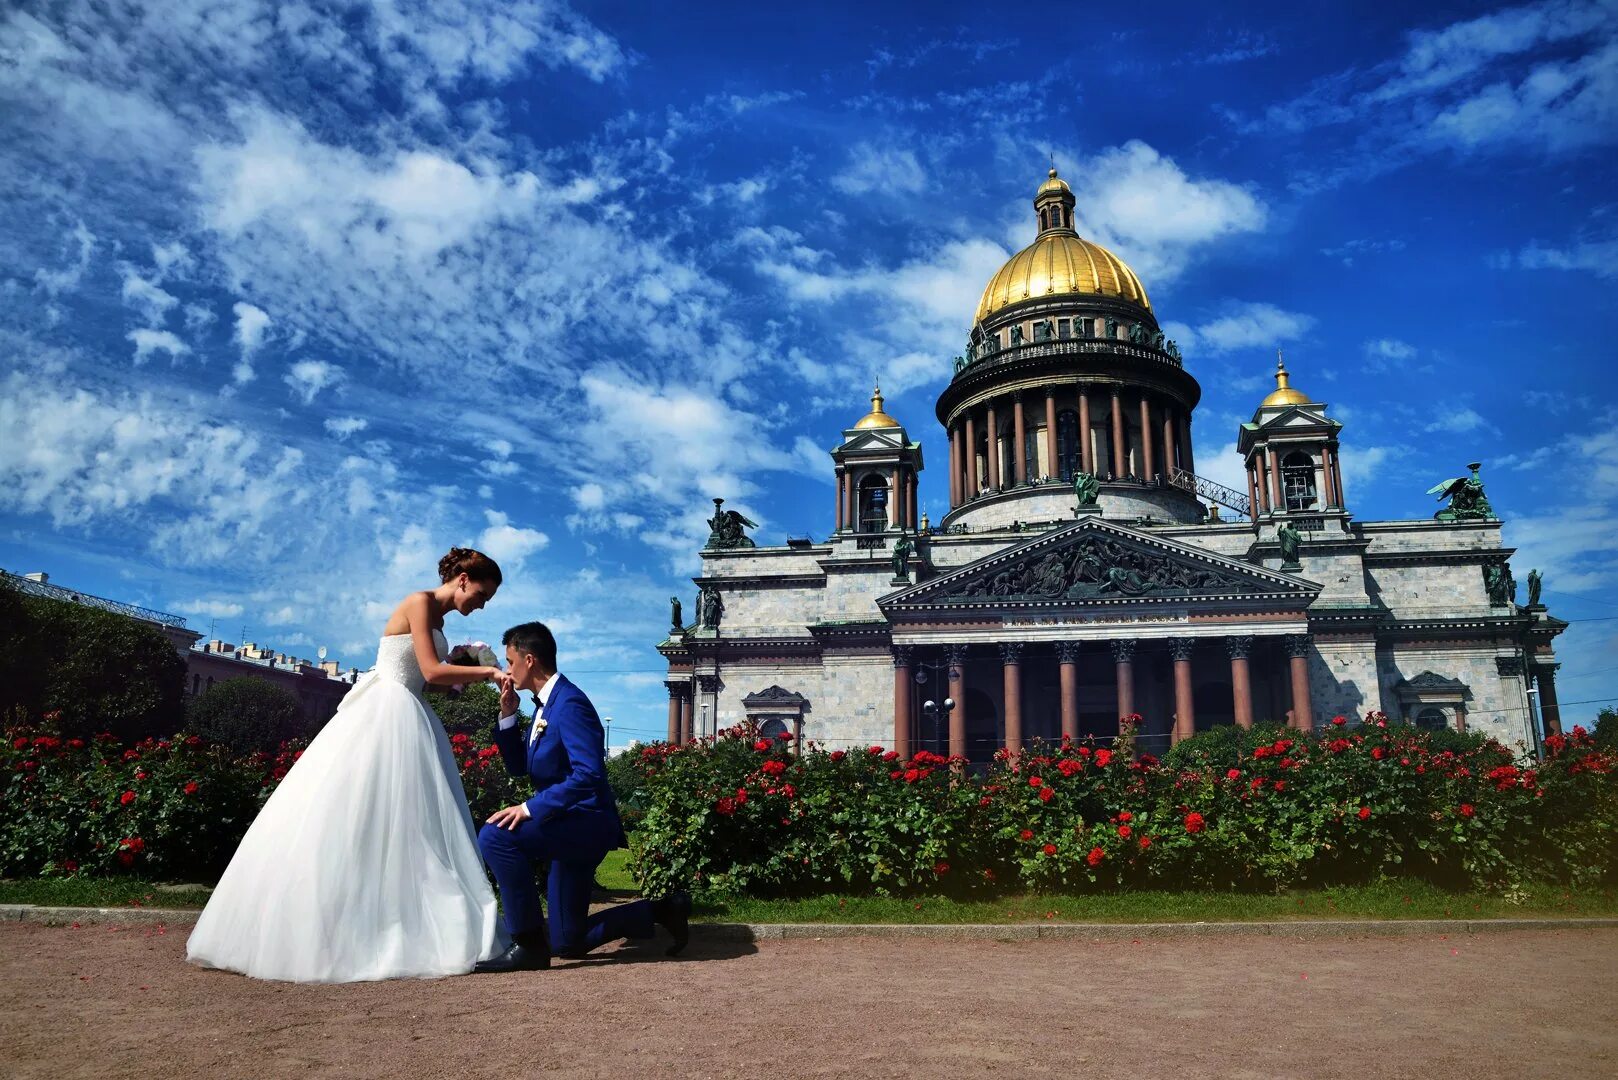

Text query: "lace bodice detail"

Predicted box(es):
[374, 629, 447, 693]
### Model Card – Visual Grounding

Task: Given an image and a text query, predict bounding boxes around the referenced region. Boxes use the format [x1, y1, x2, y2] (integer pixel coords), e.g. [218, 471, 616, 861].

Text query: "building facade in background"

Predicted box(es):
[659, 171, 1567, 760]
[2, 570, 358, 728]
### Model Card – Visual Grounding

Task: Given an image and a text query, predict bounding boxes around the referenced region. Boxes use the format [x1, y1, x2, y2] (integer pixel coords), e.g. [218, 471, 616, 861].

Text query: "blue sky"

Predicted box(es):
[2, 0, 1615, 743]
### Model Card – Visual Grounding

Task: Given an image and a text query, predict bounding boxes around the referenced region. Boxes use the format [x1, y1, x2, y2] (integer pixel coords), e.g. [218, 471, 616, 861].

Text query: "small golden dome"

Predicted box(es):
[1036, 167, 1071, 197]
[975, 232, 1151, 321]
[853, 384, 901, 429]
[1260, 352, 1311, 408]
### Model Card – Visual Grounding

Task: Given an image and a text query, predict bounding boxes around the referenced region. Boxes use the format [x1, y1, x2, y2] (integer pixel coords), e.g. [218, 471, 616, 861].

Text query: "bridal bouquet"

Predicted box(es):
[445, 641, 500, 695]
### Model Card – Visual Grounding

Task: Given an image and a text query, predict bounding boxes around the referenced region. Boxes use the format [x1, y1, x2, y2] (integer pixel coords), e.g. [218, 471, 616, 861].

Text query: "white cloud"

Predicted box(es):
[1339, 445, 1394, 494]
[174, 598, 244, 619]
[832, 143, 927, 195]
[32, 221, 94, 296]
[231, 301, 271, 384]
[1067, 141, 1268, 285]
[476, 509, 549, 566]
[118, 266, 178, 325]
[324, 416, 368, 439]
[1424, 407, 1497, 435]
[1498, 234, 1618, 279]
[284, 358, 343, 404]
[127, 327, 189, 364]
[1172, 302, 1315, 355]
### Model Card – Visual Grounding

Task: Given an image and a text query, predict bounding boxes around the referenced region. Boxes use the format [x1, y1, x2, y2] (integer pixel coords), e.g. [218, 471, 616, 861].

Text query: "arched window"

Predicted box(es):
[1024, 427, 1042, 481]
[1414, 707, 1448, 731]
[757, 718, 789, 740]
[858, 474, 889, 532]
[1055, 409, 1081, 481]
[1282, 451, 1318, 511]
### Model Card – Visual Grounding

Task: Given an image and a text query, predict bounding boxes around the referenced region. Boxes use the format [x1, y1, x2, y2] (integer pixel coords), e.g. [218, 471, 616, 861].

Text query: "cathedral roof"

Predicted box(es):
[974, 170, 1151, 322]
[1259, 353, 1312, 408]
[851, 384, 901, 430]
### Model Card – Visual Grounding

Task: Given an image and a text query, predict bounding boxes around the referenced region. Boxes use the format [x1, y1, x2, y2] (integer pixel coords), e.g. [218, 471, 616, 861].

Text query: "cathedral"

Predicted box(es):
[658, 170, 1567, 761]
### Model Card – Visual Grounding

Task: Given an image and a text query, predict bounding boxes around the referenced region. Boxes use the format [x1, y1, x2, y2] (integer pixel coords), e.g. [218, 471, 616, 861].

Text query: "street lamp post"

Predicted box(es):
[913, 654, 954, 757]
[602, 715, 612, 756]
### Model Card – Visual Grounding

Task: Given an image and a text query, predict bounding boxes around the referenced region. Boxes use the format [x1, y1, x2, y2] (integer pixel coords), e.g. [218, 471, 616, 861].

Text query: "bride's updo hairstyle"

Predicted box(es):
[438, 547, 503, 586]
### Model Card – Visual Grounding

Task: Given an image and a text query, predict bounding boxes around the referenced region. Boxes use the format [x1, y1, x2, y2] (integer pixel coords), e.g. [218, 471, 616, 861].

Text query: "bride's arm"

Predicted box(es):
[402, 593, 501, 687]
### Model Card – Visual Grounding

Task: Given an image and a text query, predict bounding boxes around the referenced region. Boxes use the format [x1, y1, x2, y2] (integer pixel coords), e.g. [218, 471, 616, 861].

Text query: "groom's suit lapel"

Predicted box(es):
[526, 676, 567, 767]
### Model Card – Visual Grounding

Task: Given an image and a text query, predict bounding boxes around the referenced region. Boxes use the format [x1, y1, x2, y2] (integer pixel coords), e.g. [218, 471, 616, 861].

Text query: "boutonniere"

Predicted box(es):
[532, 716, 548, 738]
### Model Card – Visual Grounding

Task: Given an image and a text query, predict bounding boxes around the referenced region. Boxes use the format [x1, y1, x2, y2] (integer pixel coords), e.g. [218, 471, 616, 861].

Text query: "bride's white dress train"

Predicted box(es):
[186, 630, 506, 982]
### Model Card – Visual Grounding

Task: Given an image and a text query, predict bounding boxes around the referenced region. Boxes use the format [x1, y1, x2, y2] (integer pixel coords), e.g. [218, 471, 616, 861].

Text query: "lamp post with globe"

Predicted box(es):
[912, 658, 954, 757]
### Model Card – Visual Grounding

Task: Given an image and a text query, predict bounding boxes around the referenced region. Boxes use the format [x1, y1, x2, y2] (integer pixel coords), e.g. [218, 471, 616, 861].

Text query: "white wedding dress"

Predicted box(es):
[187, 630, 507, 982]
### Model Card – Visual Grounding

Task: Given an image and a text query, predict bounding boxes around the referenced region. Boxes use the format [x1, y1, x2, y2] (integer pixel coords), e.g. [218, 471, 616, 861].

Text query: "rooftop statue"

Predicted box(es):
[1484, 563, 1517, 606]
[1073, 471, 1100, 509]
[1128, 322, 1147, 345]
[1277, 521, 1302, 568]
[1104, 316, 1118, 339]
[705, 497, 759, 549]
[1427, 461, 1496, 522]
[1166, 340, 1182, 361]
[669, 595, 683, 631]
[1528, 568, 1543, 607]
[892, 532, 913, 580]
[699, 585, 725, 629]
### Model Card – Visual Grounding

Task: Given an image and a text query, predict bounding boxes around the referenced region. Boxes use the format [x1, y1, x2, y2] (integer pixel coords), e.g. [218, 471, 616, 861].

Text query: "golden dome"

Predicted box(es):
[975, 232, 1151, 321]
[1260, 352, 1311, 407]
[1036, 167, 1071, 197]
[852, 384, 901, 429]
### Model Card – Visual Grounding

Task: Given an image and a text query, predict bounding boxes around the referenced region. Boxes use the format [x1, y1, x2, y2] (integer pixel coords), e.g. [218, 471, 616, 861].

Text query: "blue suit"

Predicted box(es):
[478, 673, 653, 954]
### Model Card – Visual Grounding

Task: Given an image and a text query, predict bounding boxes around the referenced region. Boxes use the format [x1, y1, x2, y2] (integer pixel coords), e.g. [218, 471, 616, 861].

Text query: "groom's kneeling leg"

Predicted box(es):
[478, 822, 544, 936]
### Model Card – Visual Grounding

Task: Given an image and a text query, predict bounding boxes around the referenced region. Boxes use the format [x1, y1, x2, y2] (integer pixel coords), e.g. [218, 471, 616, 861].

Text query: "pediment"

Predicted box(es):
[837, 428, 908, 453]
[1255, 405, 1339, 432]
[1396, 671, 1468, 693]
[743, 684, 806, 705]
[882, 518, 1318, 613]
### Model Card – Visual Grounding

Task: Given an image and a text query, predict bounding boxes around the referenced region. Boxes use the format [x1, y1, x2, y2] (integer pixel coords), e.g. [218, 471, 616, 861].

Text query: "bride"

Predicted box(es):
[187, 547, 512, 982]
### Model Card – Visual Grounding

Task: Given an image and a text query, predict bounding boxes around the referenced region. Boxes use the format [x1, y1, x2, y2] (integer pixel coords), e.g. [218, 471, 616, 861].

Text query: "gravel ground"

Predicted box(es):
[2, 922, 1614, 1079]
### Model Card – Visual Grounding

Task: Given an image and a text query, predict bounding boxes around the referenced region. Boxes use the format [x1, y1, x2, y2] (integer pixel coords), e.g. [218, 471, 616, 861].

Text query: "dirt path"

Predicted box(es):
[2, 922, 1614, 1079]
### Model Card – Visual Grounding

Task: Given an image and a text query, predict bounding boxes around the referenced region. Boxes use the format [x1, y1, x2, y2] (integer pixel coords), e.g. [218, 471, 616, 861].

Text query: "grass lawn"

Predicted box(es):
[6, 865, 1613, 925]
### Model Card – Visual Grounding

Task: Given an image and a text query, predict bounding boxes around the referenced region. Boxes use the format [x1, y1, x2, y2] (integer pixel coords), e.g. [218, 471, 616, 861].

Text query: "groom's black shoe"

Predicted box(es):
[652, 891, 692, 957]
[474, 928, 551, 973]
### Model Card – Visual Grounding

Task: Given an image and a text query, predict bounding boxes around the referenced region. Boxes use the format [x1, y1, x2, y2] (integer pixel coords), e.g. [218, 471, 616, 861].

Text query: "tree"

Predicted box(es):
[185, 678, 310, 755]
[426, 682, 504, 739]
[0, 582, 186, 741]
[1595, 707, 1617, 751]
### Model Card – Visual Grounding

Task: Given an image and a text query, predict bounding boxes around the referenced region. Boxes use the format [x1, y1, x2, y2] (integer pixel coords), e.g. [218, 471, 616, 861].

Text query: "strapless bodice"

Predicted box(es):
[374, 629, 447, 693]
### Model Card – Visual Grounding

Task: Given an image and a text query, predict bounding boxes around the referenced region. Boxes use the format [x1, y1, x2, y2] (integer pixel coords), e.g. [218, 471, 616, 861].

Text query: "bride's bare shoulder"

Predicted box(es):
[380, 591, 435, 637]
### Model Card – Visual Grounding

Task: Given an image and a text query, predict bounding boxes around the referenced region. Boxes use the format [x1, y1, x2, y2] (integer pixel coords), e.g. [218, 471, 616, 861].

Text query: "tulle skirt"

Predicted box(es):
[186, 673, 507, 982]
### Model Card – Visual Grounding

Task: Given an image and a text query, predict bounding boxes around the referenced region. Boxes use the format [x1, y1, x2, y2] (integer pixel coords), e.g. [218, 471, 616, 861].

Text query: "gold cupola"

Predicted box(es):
[1260, 351, 1312, 408]
[852, 384, 901, 430]
[974, 168, 1151, 322]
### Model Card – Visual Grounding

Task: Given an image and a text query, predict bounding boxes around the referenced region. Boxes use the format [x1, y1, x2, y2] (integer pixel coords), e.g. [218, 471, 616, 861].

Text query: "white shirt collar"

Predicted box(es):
[535, 672, 560, 710]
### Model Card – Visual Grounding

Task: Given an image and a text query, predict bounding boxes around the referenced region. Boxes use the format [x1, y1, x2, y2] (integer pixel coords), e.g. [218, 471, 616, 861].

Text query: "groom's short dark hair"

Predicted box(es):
[503, 622, 557, 671]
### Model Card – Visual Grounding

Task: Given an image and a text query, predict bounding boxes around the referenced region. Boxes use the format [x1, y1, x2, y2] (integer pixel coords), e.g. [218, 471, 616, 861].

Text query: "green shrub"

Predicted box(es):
[426, 683, 504, 739]
[0, 582, 186, 742]
[185, 678, 310, 755]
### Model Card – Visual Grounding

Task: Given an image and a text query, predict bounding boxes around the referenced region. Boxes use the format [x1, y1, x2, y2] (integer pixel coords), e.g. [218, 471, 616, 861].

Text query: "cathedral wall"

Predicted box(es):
[1310, 635, 1384, 720]
[823, 565, 906, 622]
[710, 582, 826, 635]
[945, 486, 1204, 532]
[1365, 563, 1494, 617]
[811, 654, 893, 748]
[1381, 646, 1535, 753]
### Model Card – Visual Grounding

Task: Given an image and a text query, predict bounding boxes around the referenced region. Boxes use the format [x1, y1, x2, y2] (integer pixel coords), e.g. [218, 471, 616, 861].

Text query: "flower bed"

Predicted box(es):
[0, 723, 525, 880]
[628, 715, 1618, 900]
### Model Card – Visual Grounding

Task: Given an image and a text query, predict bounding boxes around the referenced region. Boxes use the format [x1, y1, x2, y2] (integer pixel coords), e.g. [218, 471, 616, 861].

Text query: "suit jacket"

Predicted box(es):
[492, 673, 627, 856]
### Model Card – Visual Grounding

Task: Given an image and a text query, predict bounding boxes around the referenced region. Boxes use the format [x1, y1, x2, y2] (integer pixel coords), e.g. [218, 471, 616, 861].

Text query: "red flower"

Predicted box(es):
[1095, 749, 1113, 767]
[119, 837, 144, 853]
[119, 790, 137, 806]
[1028, 776, 1043, 788]
[903, 768, 921, 783]
[867, 746, 884, 755]
[1019, 829, 1034, 841]
[117, 852, 135, 869]
[1225, 768, 1241, 781]
[1273, 780, 1286, 792]
[779, 783, 795, 799]
[1357, 806, 1371, 820]
[1139, 835, 1152, 850]
[11, 737, 26, 749]
[882, 750, 900, 762]
[761, 759, 787, 776]
[1459, 804, 1475, 817]
[61, 859, 78, 873]
[753, 739, 771, 752]
[933, 861, 949, 876]
[714, 797, 737, 816]
[1042, 843, 1058, 856]
[1086, 846, 1105, 868]
[1039, 787, 1054, 803]
[1118, 811, 1133, 822]
[829, 750, 845, 762]
[1331, 715, 1347, 727]
[183, 781, 199, 796]
[979, 796, 992, 807]
[1371, 746, 1384, 760]
[184, 735, 202, 748]
[1184, 811, 1205, 834]
[1117, 824, 1132, 839]
[776, 731, 793, 741]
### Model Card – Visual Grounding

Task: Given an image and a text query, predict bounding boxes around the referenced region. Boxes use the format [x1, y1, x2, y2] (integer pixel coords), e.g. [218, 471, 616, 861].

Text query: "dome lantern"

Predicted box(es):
[1259, 351, 1311, 408]
[853, 384, 901, 430]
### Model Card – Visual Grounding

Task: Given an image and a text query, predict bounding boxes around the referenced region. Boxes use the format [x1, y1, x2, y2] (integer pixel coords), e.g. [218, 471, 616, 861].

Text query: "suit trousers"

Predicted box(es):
[477, 818, 655, 953]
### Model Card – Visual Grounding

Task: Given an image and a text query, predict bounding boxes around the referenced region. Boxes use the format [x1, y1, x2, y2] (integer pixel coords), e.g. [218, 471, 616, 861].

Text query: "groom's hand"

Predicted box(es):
[488, 803, 530, 830]
[499, 679, 520, 717]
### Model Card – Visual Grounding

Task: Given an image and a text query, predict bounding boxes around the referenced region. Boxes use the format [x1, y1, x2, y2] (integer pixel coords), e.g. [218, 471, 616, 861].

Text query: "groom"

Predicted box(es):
[475, 621, 689, 972]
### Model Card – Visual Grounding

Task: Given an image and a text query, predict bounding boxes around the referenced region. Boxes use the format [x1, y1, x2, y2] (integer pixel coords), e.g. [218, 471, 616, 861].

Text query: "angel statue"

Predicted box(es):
[705, 497, 759, 549]
[1427, 462, 1495, 522]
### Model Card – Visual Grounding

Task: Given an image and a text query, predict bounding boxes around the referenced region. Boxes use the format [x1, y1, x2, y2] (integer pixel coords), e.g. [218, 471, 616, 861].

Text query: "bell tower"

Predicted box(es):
[1237, 353, 1347, 522]
[831, 385, 924, 536]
